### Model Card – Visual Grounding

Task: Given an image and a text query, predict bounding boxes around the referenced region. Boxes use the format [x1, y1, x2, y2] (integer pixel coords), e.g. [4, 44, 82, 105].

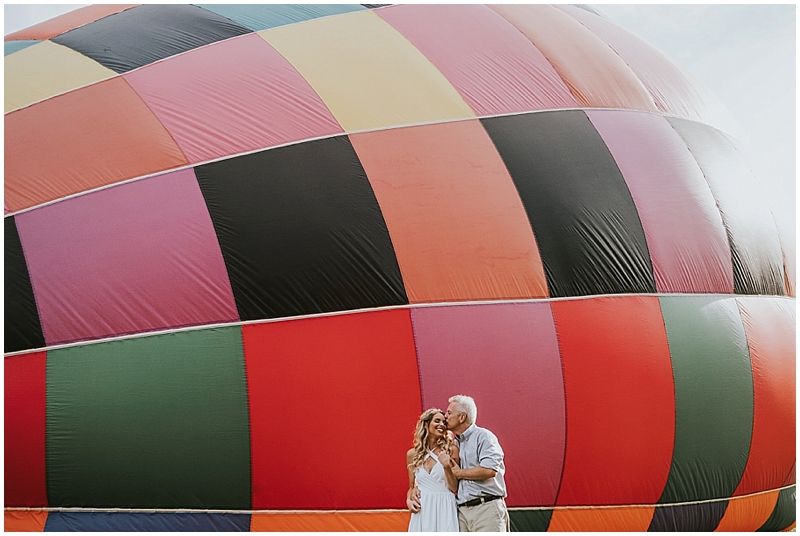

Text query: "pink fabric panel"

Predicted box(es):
[586, 110, 734, 294]
[558, 5, 719, 125]
[124, 33, 343, 164]
[15, 168, 239, 346]
[377, 4, 578, 116]
[411, 303, 565, 507]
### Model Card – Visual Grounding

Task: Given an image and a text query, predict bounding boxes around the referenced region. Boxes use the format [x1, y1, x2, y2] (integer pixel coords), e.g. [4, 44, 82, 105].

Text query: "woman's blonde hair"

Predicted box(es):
[409, 408, 452, 469]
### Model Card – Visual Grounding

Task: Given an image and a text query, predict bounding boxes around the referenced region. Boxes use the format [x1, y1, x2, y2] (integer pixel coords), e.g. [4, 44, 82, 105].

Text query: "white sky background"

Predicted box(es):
[4, 4, 796, 244]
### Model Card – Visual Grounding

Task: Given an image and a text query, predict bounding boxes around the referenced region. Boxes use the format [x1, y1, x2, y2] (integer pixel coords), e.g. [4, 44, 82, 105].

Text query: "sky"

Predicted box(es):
[4, 4, 796, 243]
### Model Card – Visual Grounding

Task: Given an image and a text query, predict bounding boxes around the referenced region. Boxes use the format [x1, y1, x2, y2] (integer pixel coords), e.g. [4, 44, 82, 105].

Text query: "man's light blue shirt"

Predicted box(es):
[456, 423, 507, 503]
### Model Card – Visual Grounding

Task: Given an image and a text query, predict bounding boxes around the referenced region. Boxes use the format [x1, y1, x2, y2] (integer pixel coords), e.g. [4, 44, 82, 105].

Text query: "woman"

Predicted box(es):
[406, 408, 460, 532]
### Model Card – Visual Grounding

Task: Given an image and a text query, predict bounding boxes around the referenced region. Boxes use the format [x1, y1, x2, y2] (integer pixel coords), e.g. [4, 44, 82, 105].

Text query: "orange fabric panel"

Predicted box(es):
[547, 506, 655, 531]
[250, 511, 409, 531]
[715, 490, 780, 531]
[5, 5, 139, 40]
[349, 120, 548, 303]
[4, 510, 48, 532]
[489, 5, 657, 112]
[5, 77, 188, 212]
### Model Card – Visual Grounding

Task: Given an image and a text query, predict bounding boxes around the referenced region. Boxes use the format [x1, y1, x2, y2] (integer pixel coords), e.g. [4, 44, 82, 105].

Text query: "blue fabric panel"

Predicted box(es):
[195, 4, 366, 31]
[5, 40, 40, 56]
[44, 512, 251, 531]
[648, 501, 727, 531]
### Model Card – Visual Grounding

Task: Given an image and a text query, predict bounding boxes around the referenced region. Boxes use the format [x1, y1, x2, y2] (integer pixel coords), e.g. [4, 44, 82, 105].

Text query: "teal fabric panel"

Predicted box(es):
[657, 296, 754, 503]
[46, 327, 251, 509]
[5, 40, 39, 56]
[195, 4, 366, 31]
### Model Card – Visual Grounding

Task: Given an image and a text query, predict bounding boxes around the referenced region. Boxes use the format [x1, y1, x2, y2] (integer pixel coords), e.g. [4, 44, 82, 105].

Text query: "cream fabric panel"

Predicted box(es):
[5, 41, 117, 113]
[259, 10, 475, 132]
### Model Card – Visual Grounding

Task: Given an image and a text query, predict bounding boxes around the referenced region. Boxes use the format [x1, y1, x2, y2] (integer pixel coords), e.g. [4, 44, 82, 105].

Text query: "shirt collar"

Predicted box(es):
[457, 423, 476, 442]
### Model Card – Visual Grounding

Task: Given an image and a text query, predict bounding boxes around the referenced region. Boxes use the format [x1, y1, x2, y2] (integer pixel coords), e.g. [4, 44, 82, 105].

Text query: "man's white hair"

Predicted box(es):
[449, 394, 477, 425]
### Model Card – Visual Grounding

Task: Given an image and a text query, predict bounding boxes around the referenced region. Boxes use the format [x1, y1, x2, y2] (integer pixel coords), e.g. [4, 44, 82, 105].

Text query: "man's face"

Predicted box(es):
[445, 402, 463, 431]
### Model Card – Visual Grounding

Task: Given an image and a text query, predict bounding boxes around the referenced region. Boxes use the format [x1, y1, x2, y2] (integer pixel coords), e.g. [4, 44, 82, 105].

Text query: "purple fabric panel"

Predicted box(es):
[123, 33, 343, 165]
[586, 110, 734, 294]
[377, 4, 578, 116]
[411, 302, 565, 507]
[15, 168, 239, 346]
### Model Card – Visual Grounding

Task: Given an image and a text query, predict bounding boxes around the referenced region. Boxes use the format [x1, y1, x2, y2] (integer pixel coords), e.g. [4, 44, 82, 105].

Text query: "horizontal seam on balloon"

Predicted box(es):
[3, 485, 795, 514]
[4, 293, 794, 358]
[4, 107, 738, 218]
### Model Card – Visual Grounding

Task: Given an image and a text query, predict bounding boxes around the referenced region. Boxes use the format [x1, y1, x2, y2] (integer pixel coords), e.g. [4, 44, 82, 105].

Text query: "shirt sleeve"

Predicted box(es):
[476, 429, 504, 472]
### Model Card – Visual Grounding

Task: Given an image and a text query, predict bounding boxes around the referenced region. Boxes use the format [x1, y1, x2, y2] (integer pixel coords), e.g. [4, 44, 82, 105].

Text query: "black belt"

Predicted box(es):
[458, 495, 503, 508]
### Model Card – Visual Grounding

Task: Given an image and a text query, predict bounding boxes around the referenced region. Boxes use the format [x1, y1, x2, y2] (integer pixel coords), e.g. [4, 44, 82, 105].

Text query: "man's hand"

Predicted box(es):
[406, 486, 421, 513]
[451, 465, 497, 482]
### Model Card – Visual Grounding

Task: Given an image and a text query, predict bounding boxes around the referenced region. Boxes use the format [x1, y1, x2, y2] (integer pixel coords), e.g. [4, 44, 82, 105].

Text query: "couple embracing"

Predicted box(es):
[406, 395, 508, 532]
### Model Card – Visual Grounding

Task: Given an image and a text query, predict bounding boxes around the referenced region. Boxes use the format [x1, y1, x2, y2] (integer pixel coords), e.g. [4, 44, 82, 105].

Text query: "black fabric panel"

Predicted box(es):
[757, 486, 796, 531]
[509, 509, 552, 531]
[195, 136, 407, 321]
[481, 111, 656, 297]
[52, 5, 252, 74]
[648, 501, 728, 531]
[4, 217, 45, 353]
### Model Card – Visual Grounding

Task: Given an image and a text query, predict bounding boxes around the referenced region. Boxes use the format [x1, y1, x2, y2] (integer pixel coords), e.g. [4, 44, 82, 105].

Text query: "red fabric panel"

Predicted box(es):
[243, 310, 421, 509]
[350, 120, 548, 303]
[376, 4, 578, 116]
[5, 352, 48, 507]
[734, 298, 795, 495]
[552, 296, 675, 506]
[16, 168, 238, 346]
[5, 77, 188, 213]
[586, 110, 734, 294]
[124, 33, 342, 165]
[411, 303, 565, 507]
[4, 5, 139, 40]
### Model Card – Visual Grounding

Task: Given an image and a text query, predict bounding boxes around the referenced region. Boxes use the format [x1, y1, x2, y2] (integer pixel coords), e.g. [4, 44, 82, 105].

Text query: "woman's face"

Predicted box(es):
[427, 412, 447, 439]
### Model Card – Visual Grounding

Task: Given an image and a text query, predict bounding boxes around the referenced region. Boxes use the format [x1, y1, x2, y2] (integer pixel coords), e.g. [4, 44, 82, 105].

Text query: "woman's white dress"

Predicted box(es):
[408, 451, 459, 532]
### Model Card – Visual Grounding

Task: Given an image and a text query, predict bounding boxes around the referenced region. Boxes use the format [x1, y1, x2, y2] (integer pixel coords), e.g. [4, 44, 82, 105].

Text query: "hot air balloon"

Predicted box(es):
[5, 4, 795, 532]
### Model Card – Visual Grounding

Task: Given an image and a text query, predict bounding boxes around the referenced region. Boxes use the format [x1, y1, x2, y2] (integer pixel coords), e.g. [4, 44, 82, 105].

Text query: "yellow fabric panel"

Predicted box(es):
[250, 511, 410, 531]
[715, 490, 780, 531]
[489, 4, 658, 112]
[259, 10, 475, 132]
[5, 41, 116, 112]
[547, 506, 655, 531]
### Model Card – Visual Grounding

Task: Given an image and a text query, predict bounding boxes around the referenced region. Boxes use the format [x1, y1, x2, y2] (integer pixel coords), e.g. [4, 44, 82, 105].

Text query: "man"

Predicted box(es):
[445, 394, 508, 532]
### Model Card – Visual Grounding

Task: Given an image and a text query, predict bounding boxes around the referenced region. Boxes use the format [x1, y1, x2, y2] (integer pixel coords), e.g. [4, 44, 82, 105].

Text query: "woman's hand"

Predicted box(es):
[406, 486, 421, 513]
[437, 449, 453, 468]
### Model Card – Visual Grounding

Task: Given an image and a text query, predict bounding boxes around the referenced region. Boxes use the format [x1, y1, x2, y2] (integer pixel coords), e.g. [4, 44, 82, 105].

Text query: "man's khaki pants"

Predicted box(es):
[457, 498, 509, 532]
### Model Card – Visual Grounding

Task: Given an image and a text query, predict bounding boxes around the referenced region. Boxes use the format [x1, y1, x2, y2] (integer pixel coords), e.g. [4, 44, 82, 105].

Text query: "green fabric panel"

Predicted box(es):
[757, 487, 796, 531]
[658, 296, 754, 503]
[509, 509, 552, 531]
[46, 327, 251, 509]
